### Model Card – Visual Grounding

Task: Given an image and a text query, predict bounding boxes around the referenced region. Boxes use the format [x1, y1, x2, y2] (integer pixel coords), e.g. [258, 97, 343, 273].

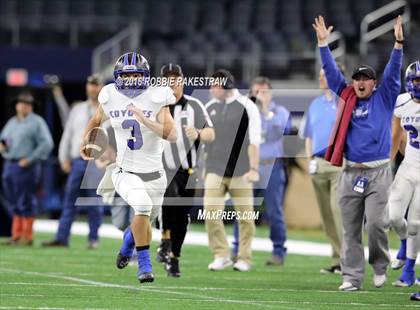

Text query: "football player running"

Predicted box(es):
[81, 52, 177, 283]
[389, 60, 420, 287]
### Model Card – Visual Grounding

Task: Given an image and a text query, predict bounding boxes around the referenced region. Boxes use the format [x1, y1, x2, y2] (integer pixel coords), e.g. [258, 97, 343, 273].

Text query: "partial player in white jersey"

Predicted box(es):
[80, 52, 177, 284]
[388, 60, 420, 287]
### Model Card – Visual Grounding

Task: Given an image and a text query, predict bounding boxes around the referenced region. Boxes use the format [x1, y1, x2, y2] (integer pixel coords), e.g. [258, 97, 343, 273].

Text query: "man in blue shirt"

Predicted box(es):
[313, 15, 403, 291]
[233, 77, 290, 265]
[0, 93, 54, 245]
[301, 68, 343, 274]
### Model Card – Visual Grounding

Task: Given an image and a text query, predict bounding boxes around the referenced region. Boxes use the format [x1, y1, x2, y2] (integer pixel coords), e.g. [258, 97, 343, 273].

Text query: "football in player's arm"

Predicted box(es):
[80, 100, 177, 160]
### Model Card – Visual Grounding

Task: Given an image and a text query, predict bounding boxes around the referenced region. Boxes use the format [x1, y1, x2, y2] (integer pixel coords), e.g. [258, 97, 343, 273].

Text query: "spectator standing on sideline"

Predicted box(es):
[42, 74, 105, 249]
[300, 68, 344, 274]
[1, 93, 54, 245]
[232, 77, 290, 266]
[204, 69, 261, 272]
[313, 15, 403, 291]
[157, 63, 215, 277]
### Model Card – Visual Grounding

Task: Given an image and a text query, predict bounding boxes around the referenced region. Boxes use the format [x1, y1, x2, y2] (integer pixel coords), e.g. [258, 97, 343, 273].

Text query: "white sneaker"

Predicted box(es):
[392, 279, 411, 287]
[391, 259, 405, 270]
[373, 274, 387, 288]
[233, 260, 251, 272]
[208, 257, 233, 271]
[338, 282, 359, 291]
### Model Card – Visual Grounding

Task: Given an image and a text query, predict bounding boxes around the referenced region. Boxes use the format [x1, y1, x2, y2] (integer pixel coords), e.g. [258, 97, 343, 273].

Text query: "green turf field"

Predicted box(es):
[0, 232, 418, 310]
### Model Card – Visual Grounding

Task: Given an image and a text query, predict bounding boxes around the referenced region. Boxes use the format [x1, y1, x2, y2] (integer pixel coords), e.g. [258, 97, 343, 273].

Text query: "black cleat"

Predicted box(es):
[156, 239, 171, 263]
[411, 292, 420, 301]
[116, 252, 131, 269]
[42, 240, 68, 247]
[320, 265, 341, 274]
[138, 272, 154, 283]
[165, 257, 181, 278]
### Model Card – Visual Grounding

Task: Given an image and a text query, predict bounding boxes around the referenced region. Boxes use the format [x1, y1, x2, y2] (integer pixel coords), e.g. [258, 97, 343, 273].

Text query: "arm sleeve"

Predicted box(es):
[53, 93, 70, 126]
[163, 87, 176, 107]
[299, 114, 312, 139]
[285, 115, 293, 135]
[98, 85, 110, 106]
[27, 118, 54, 163]
[379, 48, 403, 109]
[272, 106, 291, 138]
[394, 107, 402, 118]
[245, 99, 261, 146]
[195, 100, 214, 129]
[58, 108, 75, 163]
[320, 46, 347, 96]
[0, 120, 12, 140]
[394, 93, 410, 118]
[280, 106, 292, 136]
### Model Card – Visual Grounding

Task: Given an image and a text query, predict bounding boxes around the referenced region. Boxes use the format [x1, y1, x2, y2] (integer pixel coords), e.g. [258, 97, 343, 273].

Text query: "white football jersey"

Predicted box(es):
[394, 92, 420, 169]
[99, 84, 176, 173]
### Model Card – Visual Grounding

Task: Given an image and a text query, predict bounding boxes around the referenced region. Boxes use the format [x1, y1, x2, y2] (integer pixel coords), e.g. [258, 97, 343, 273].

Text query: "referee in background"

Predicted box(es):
[157, 63, 215, 277]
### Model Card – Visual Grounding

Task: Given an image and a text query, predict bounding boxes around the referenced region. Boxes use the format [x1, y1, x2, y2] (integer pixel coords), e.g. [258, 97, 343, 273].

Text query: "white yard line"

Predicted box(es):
[0, 307, 67, 310]
[0, 307, 115, 310]
[33, 220, 401, 260]
[243, 301, 420, 308]
[0, 282, 97, 287]
[0, 268, 277, 309]
[0, 276, 417, 309]
[0, 221, 410, 309]
[0, 281, 413, 296]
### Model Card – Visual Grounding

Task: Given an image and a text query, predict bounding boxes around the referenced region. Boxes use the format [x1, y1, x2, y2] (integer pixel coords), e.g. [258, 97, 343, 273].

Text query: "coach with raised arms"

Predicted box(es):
[313, 15, 403, 291]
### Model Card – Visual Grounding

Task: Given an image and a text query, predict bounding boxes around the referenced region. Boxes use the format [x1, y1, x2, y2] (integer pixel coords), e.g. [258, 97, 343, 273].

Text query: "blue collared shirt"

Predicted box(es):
[301, 94, 337, 157]
[259, 102, 290, 161]
[1, 113, 54, 163]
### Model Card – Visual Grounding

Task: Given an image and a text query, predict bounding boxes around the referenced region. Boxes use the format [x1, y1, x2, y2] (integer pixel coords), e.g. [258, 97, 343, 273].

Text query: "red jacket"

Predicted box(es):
[324, 86, 357, 166]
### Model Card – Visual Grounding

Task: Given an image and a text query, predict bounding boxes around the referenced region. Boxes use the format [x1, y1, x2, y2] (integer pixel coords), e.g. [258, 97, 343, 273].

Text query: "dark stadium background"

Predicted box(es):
[0, 0, 418, 233]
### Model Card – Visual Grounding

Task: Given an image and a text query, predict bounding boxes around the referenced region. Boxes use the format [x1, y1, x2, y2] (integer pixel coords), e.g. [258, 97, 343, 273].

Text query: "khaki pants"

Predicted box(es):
[204, 173, 255, 263]
[310, 157, 343, 266]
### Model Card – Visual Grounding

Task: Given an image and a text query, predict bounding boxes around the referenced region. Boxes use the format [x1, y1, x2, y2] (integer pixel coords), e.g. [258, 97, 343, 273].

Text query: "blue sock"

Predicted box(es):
[137, 246, 152, 274]
[404, 258, 416, 272]
[120, 228, 135, 258]
[400, 258, 416, 285]
[397, 239, 407, 260]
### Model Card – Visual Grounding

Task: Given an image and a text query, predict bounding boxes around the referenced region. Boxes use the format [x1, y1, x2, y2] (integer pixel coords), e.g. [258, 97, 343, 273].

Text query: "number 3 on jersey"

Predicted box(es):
[122, 119, 143, 150]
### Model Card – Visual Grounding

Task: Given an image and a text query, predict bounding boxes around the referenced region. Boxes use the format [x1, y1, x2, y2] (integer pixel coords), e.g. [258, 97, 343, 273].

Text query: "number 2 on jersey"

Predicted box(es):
[122, 119, 143, 150]
[404, 124, 420, 149]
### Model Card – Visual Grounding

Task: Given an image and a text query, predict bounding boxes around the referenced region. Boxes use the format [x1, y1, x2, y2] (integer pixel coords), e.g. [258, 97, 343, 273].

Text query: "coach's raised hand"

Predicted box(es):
[394, 15, 404, 49]
[312, 15, 333, 46]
